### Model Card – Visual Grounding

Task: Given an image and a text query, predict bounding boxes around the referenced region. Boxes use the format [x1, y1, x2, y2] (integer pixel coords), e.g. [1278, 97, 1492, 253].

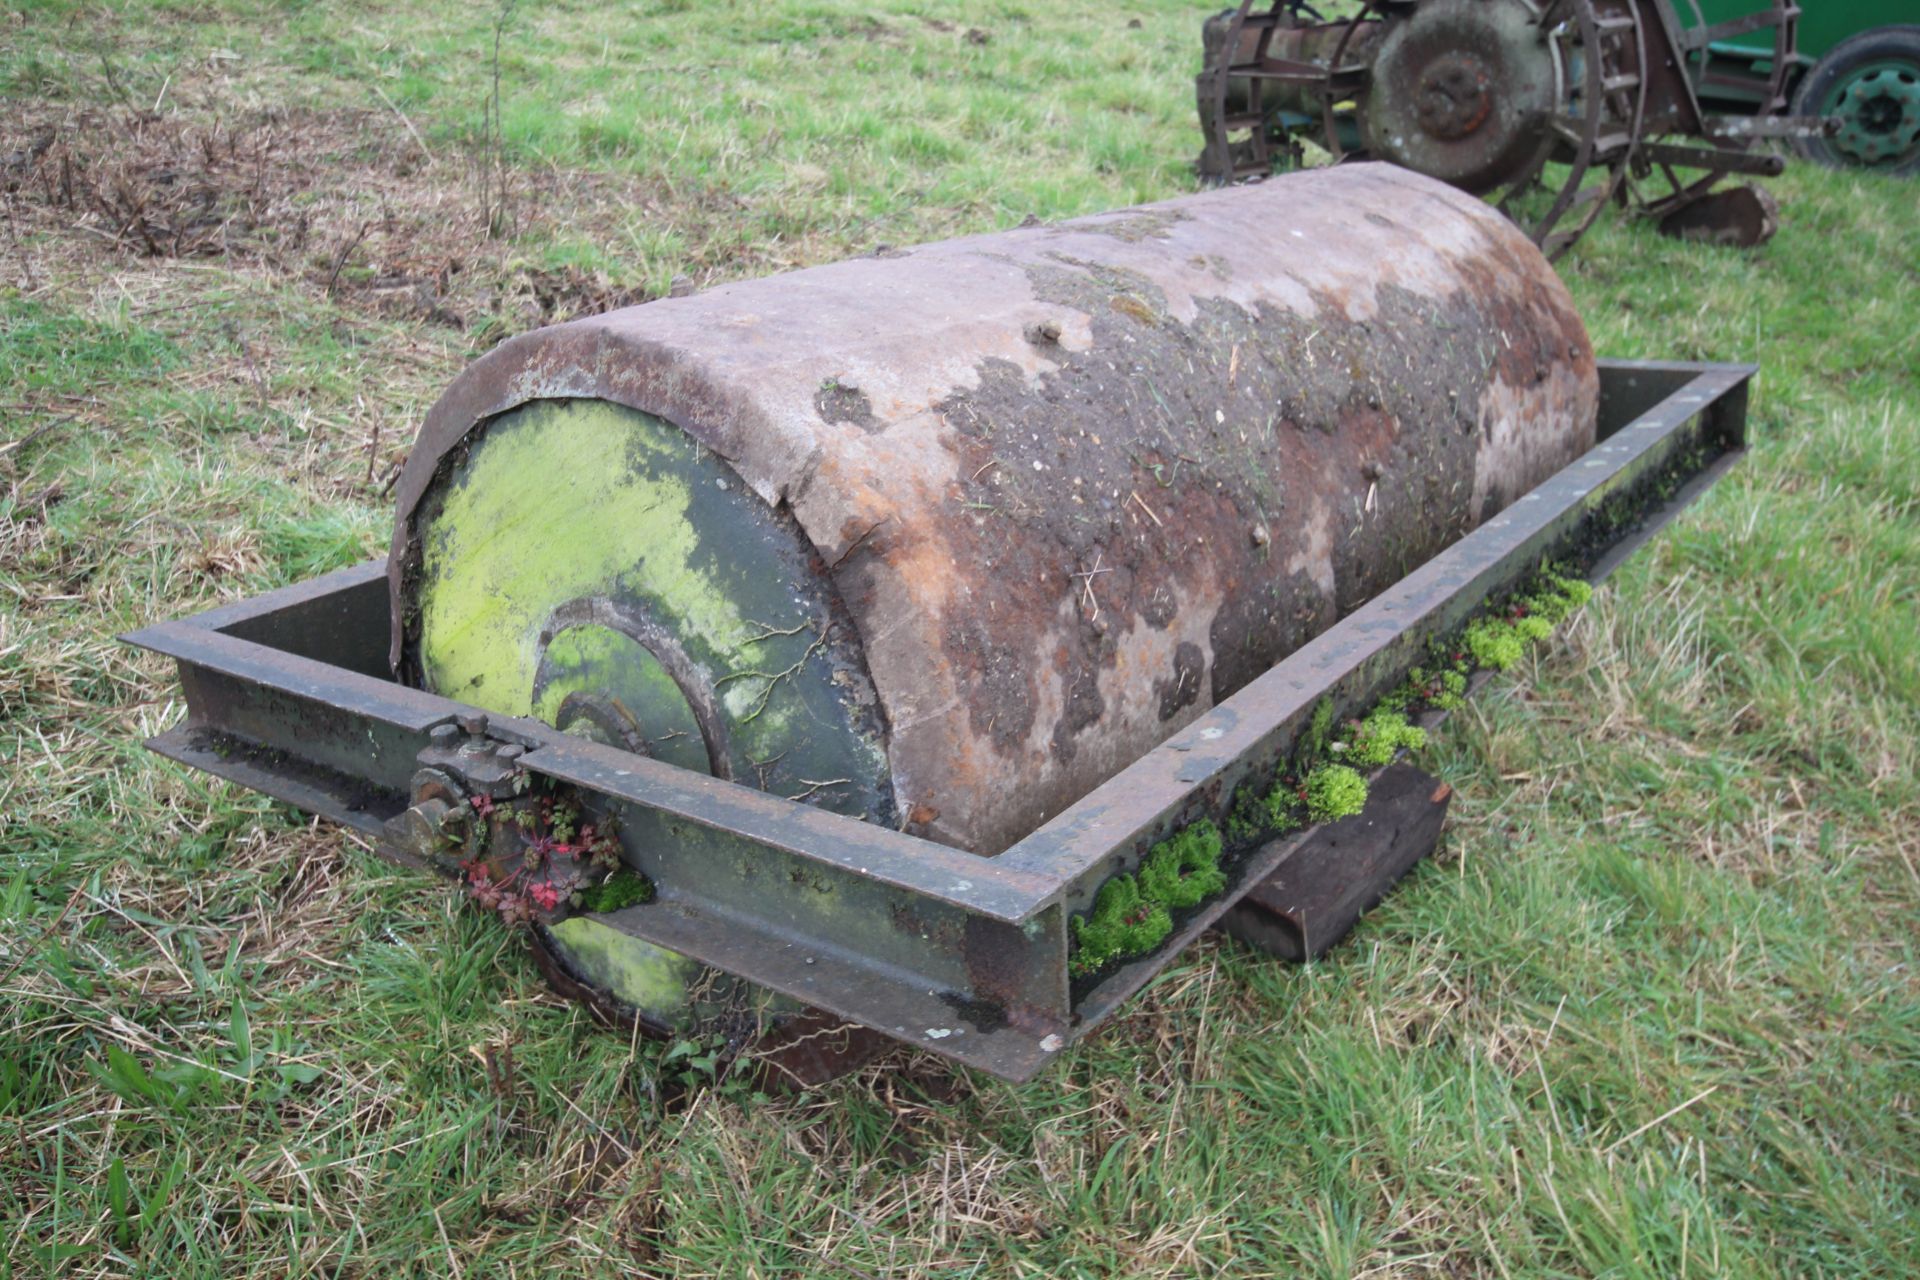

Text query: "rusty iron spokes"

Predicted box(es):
[1198, 0, 1805, 256]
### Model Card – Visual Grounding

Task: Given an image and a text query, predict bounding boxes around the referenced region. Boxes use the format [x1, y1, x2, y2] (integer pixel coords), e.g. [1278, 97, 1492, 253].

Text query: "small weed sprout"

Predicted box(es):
[454, 774, 642, 927]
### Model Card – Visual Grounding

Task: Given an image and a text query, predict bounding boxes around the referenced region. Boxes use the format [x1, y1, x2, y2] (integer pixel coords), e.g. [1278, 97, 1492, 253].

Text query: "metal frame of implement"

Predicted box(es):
[124, 360, 1752, 1083]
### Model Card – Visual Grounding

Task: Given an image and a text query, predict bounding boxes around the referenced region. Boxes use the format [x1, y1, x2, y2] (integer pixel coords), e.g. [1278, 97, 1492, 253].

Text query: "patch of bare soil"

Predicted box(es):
[2, 101, 658, 335]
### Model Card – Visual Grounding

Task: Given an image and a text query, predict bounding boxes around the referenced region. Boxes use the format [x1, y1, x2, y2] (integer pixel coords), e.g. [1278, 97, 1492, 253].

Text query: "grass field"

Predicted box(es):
[3, 1, 1918, 1276]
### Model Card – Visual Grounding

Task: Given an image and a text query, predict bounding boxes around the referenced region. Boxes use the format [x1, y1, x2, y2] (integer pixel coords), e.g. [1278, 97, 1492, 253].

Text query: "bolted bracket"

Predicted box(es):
[379, 713, 529, 866]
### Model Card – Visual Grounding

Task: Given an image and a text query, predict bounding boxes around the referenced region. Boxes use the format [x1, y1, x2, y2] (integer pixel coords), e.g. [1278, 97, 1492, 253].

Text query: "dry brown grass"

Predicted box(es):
[3, 91, 660, 340]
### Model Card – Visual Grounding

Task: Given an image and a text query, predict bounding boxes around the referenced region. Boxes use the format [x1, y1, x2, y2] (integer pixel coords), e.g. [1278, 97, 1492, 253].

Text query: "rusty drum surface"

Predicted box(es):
[391, 163, 1599, 859]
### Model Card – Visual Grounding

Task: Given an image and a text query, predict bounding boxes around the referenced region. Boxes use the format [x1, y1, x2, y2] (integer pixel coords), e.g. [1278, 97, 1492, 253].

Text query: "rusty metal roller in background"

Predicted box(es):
[389, 163, 1599, 864]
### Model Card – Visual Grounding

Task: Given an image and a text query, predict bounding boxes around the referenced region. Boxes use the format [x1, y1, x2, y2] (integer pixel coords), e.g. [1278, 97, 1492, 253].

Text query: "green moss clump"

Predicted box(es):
[1303, 764, 1368, 825]
[1390, 663, 1467, 715]
[1526, 572, 1593, 623]
[1072, 820, 1230, 976]
[1226, 774, 1306, 847]
[1070, 873, 1173, 976]
[1463, 571, 1592, 672]
[1262, 784, 1303, 832]
[1464, 616, 1528, 671]
[1342, 708, 1427, 767]
[1138, 819, 1226, 908]
[578, 869, 655, 913]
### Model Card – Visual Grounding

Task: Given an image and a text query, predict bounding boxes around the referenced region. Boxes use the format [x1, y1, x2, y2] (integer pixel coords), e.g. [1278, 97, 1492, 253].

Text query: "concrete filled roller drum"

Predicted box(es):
[389, 164, 1598, 1028]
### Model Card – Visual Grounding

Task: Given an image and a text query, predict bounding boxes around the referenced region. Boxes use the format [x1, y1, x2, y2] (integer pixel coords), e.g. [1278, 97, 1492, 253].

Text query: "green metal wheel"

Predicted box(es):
[406, 396, 895, 1039]
[1791, 26, 1920, 175]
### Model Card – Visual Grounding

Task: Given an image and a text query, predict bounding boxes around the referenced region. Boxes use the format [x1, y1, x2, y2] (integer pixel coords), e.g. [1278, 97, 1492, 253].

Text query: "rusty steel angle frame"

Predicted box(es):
[124, 360, 1752, 1083]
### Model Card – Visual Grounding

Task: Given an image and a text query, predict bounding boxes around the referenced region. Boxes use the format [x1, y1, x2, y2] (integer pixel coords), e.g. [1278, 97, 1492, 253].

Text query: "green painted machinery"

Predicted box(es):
[1683, 2, 1919, 173]
[1198, 1, 1914, 264]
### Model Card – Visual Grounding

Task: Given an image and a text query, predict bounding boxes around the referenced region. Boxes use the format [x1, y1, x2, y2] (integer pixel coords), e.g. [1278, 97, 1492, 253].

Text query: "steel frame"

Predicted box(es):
[124, 360, 1752, 1083]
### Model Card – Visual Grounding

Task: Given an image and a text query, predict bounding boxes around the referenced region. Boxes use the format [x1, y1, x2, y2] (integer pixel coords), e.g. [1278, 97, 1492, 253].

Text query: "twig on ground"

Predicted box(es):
[323, 218, 376, 297]
[373, 82, 437, 166]
[0, 414, 75, 459]
[0, 882, 87, 990]
[1071, 550, 1111, 621]
[1600, 1085, 1720, 1156]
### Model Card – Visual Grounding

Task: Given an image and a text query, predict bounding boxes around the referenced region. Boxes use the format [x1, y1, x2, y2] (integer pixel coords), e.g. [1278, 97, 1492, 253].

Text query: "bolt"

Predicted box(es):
[385, 797, 453, 860]
[430, 723, 460, 744]
[458, 711, 490, 737]
[497, 744, 524, 760]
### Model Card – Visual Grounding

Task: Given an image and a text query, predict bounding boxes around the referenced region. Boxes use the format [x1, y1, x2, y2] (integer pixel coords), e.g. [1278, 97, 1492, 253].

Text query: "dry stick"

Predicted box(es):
[431, 1207, 464, 1280]
[549, 1079, 634, 1161]
[828, 516, 889, 570]
[365, 412, 382, 487]
[323, 219, 375, 297]
[482, 2, 516, 238]
[1600, 1085, 1720, 1157]
[98, 52, 135, 112]
[1072, 550, 1111, 621]
[237, 333, 269, 411]
[0, 882, 88, 990]
[1, 189, 38, 293]
[371, 82, 436, 166]
[377, 455, 406, 497]
[0, 414, 75, 459]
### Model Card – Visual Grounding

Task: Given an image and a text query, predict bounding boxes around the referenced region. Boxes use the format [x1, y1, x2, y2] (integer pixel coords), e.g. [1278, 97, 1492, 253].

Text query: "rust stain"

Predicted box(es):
[388, 164, 1598, 858]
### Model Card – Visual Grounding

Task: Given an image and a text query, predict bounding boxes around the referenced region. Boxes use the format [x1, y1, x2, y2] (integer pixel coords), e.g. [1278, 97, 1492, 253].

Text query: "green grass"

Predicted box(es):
[3, 2, 1918, 1276]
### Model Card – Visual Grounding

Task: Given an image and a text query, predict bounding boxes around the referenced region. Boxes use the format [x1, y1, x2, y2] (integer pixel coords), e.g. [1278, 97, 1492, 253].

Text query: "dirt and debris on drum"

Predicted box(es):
[391, 163, 1599, 862]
